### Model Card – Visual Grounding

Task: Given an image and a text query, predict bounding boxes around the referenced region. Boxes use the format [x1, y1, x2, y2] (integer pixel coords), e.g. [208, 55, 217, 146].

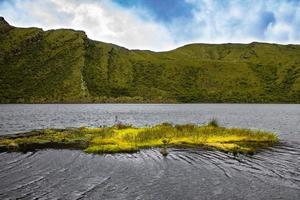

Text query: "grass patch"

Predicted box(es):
[208, 118, 219, 127]
[0, 123, 279, 155]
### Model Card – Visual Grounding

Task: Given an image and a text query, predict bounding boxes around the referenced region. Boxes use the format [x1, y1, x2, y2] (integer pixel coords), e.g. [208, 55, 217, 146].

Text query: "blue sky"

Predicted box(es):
[113, 0, 194, 22]
[1, 0, 300, 51]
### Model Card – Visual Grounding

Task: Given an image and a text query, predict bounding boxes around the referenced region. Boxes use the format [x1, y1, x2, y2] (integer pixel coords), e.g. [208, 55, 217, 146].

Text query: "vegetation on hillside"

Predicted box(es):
[1, 17, 300, 103]
[0, 122, 278, 155]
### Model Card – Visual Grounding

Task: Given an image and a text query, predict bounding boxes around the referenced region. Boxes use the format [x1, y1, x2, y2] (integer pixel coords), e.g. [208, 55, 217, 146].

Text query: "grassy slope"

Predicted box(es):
[0, 123, 278, 155]
[0, 19, 88, 103]
[1, 17, 300, 103]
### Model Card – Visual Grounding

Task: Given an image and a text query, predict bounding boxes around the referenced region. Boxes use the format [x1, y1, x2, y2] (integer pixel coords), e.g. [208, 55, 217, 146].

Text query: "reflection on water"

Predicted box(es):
[0, 104, 299, 199]
[0, 146, 299, 200]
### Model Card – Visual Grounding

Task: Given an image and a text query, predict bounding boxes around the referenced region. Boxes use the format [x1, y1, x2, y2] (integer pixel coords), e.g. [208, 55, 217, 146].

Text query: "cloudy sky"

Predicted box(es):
[1, 0, 300, 51]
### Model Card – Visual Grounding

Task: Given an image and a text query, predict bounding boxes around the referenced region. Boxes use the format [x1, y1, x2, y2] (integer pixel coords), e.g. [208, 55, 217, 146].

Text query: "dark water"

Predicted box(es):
[0, 104, 299, 199]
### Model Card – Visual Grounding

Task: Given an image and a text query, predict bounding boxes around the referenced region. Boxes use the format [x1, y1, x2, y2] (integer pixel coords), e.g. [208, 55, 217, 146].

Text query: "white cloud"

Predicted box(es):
[184, 0, 300, 44]
[1, 0, 300, 50]
[1, 0, 176, 51]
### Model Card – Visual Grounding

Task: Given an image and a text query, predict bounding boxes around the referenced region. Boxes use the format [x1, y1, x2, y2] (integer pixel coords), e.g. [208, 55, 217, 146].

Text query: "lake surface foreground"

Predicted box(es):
[0, 104, 299, 199]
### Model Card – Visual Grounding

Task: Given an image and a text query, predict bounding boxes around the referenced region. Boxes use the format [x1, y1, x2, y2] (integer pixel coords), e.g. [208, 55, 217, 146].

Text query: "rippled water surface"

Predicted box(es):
[0, 104, 299, 199]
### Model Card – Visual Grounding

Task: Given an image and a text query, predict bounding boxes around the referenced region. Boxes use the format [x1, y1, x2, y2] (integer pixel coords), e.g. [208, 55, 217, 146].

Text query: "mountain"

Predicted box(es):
[1, 17, 300, 103]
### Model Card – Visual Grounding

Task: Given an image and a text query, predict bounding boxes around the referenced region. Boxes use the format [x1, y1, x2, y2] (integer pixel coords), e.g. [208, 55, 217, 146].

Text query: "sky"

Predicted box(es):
[0, 0, 300, 51]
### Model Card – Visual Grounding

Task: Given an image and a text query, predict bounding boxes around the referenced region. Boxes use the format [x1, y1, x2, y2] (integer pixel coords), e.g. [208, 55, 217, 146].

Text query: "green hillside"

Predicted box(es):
[1, 17, 300, 103]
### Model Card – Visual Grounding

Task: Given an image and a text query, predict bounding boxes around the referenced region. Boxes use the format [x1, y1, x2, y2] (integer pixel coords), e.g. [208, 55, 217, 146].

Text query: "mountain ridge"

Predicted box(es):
[1, 17, 300, 103]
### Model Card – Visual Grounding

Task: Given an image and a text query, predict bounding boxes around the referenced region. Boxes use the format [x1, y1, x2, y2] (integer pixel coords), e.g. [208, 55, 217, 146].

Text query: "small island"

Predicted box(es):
[0, 121, 278, 155]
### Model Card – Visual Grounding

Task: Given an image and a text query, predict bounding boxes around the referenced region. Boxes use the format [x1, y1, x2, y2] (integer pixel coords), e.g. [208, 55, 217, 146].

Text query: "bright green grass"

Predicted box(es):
[0, 123, 279, 155]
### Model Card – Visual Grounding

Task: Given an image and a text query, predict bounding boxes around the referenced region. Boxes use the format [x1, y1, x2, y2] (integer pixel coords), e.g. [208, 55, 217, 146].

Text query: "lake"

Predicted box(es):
[0, 104, 299, 199]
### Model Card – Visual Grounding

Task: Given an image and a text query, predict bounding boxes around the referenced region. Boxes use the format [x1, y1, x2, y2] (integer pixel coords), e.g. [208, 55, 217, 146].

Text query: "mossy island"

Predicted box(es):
[0, 121, 279, 155]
